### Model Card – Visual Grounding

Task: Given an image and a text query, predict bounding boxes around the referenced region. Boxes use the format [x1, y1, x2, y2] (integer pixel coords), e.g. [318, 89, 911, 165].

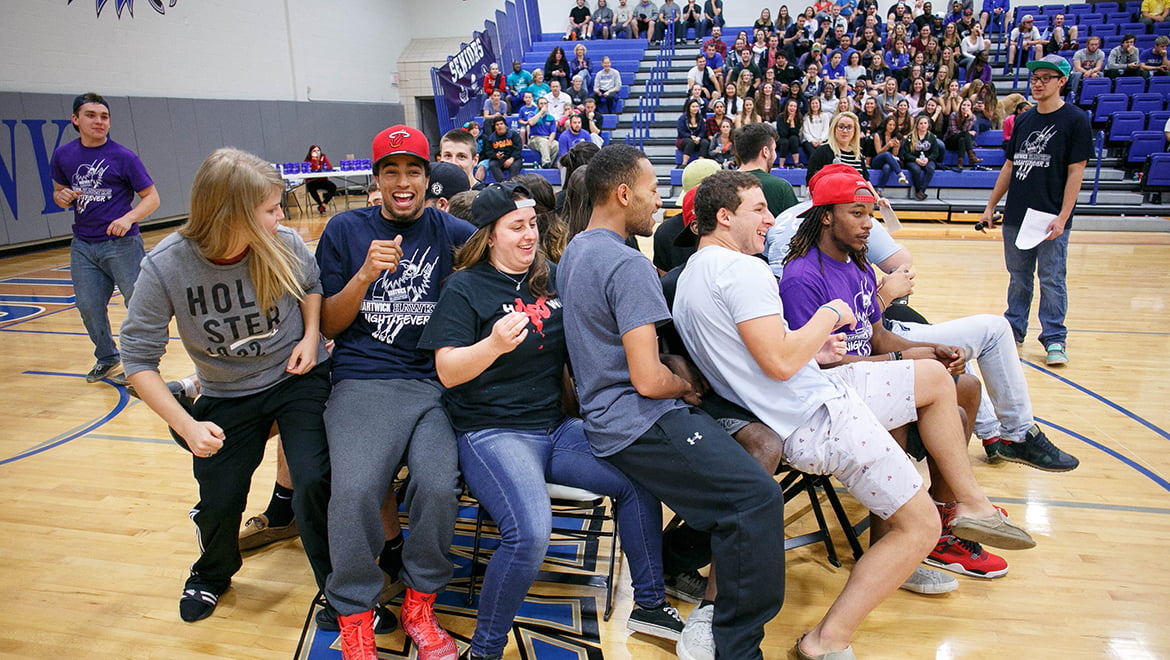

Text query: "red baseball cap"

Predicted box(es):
[798, 164, 876, 216]
[371, 125, 430, 173]
[673, 187, 700, 247]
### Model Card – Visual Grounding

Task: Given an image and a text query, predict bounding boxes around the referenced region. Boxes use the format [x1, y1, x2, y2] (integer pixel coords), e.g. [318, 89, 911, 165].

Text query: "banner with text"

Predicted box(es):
[436, 31, 496, 109]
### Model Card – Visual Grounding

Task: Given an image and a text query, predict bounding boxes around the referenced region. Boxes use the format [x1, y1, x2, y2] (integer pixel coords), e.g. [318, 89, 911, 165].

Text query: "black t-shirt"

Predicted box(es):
[417, 261, 566, 433]
[570, 6, 591, 23]
[1003, 102, 1093, 229]
[652, 214, 696, 273]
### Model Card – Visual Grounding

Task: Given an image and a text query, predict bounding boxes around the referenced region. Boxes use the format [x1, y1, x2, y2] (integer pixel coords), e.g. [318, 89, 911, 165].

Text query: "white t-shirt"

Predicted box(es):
[543, 91, 570, 121]
[673, 245, 842, 439]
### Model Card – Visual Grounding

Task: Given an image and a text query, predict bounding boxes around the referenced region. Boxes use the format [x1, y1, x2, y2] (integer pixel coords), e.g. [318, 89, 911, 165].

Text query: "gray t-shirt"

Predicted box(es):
[1073, 47, 1105, 70]
[673, 245, 841, 439]
[559, 228, 686, 456]
[120, 226, 327, 398]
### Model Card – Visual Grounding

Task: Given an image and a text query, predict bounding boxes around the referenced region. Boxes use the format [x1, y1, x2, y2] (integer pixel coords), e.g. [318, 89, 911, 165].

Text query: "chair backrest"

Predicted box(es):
[1119, 21, 1146, 34]
[1089, 23, 1119, 37]
[1150, 77, 1170, 101]
[1113, 76, 1147, 97]
[1095, 1, 1121, 12]
[1144, 152, 1170, 186]
[1148, 110, 1170, 131]
[1078, 77, 1113, 107]
[1127, 131, 1166, 164]
[1155, 21, 1170, 35]
[1078, 13, 1105, 26]
[1109, 111, 1147, 141]
[1068, 4, 1093, 14]
[1039, 4, 1067, 15]
[1092, 93, 1129, 121]
[1131, 93, 1166, 115]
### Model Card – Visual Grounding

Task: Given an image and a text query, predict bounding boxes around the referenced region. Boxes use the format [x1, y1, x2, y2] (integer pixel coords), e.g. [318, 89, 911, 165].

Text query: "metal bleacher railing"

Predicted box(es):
[627, 21, 676, 151]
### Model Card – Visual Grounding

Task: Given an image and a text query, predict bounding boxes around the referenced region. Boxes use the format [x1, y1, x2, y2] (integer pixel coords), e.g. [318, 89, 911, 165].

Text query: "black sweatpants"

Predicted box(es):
[180, 361, 332, 595]
[604, 406, 786, 660]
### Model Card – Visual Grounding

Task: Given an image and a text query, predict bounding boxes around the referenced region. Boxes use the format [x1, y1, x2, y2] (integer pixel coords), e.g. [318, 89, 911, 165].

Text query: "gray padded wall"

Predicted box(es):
[0, 92, 405, 248]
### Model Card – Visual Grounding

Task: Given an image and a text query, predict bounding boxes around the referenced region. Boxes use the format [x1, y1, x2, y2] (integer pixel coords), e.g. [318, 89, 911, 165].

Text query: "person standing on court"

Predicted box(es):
[979, 55, 1091, 367]
[314, 125, 474, 660]
[51, 92, 160, 385]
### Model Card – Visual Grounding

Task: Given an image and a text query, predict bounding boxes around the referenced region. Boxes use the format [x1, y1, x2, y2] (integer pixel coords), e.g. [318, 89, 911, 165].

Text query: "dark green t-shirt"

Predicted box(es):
[744, 168, 799, 218]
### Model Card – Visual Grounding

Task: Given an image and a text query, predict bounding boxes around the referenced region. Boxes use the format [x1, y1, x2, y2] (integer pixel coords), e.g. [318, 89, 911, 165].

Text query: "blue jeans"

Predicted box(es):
[1001, 223, 1069, 348]
[70, 234, 144, 364]
[872, 152, 902, 189]
[459, 417, 665, 657]
[905, 160, 935, 194]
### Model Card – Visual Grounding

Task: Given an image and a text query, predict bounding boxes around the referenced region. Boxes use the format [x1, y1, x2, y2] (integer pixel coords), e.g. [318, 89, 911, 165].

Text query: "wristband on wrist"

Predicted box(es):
[889, 351, 903, 361]
[875, 292, 887, 309]
[819, 304, 842, 325]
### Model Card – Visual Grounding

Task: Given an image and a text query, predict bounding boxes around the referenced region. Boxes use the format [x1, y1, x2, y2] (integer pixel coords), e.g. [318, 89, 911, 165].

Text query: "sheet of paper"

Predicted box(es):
[1015, 208, 1056, 250]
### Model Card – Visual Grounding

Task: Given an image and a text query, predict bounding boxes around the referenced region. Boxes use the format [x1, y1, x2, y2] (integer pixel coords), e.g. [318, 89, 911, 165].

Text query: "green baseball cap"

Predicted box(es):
[1026, 54, 1071, 77]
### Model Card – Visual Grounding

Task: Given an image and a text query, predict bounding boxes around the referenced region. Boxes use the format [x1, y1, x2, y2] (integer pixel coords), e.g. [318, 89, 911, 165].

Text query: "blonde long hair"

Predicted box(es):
[181, 148, 305, 311]
[828, 111, 862, 158]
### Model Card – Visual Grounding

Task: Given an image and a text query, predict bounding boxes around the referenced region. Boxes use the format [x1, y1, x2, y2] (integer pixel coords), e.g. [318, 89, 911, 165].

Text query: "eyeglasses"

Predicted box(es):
[836, 124, 855, 131]
[1029, 74, 1062, 84]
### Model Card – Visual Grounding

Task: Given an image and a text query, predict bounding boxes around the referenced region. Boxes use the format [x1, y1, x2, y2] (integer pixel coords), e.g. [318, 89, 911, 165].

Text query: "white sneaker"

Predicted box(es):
[899, 566, 959, 594]
[676, 603, 715, 660]
[897, 172, 908, 185]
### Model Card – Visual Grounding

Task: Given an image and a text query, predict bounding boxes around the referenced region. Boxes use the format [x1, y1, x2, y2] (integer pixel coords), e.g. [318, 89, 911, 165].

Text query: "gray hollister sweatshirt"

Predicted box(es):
[120, 226, 327, 398]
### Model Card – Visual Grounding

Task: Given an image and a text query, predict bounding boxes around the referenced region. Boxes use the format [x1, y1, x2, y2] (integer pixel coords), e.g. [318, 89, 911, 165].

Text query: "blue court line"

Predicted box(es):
[1035, 416, 1170, 496]
[0, 372, 129, 467]
[0, 278, 75, 286]
[1024, 360, 1170, 443]
[1069, 329, 1170, 336]
[0, 294, 76, 304]
[0, 327, 181, 341]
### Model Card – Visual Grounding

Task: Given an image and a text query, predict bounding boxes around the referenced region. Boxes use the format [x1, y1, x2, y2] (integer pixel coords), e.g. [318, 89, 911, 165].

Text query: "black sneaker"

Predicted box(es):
[316, 603, 398, 634]
[85, 361, 122, 384]
[127, 379, 196, 412]
[459, 649, 503, 660]
[664, 570, 707, 604]
[179, 587, 221, 622]
[627, 603, 685, 641]
[995, 425, 1079, 472]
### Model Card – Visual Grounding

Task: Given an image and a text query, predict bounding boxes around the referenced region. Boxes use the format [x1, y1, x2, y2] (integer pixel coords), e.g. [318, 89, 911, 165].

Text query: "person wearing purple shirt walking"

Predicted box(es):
[51, 92, 160, 385]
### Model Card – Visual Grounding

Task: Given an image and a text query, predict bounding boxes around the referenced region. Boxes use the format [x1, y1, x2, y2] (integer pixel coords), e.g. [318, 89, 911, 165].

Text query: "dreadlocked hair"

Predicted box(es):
[782, 204, 870, 273]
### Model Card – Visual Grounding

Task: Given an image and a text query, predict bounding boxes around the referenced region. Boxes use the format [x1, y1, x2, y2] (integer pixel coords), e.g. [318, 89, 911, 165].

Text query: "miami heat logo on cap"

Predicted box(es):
[386, 129, 411, 148]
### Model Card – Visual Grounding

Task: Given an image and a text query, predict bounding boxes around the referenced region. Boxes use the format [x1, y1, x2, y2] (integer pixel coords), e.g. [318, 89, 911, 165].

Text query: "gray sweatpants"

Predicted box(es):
[323, 377, 460, 615]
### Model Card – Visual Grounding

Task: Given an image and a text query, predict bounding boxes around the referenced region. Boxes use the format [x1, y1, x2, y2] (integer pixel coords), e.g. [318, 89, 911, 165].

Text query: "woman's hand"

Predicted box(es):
[286, 335, 319, 374]
[488, 311, 530, 355]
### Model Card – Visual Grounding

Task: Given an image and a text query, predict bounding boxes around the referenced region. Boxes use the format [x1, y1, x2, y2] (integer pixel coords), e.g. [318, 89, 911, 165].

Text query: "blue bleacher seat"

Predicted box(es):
[1096, 1, 1121, 13]
[1155, 22, 1170, 35]
[600, 114, 618, 130]
[1148, 110, 1170, 130]
[1090, 23, 1119, 38]
[1127, 131, 1166, 169]
[1113, 76, 1147, 97]
[1068, 4, 1092, 14]
[1039, 4, 1067, 15]
[1136, 34, 1157, 50]
[1119, 21, 1146, 34]
[1092, 93, 1129, 124]
[1131, 92, 1166, 114]
[1108, 111, 1147, 145]
[1079, 13, 1105, 26]
[1150, 77, 1170, 100]
[1141, 152, 1170, 201]
[976, 129, 1005, 146]
[1015, 5, 1040, 18]
[1078, 77, 1112, 107]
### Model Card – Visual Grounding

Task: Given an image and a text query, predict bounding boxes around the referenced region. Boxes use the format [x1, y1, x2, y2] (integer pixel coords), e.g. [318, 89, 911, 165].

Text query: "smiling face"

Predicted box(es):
[376, 154, 428, 222]
[489, 205, 539, 273]
[725, 185, 774, 255]
[73, 102, 110, 147]
[624, 159, 662, 237]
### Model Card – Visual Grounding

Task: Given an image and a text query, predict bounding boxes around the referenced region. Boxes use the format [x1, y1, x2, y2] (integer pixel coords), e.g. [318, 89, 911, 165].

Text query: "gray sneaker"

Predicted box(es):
[899, 566, 959, 594]
[1045, 343, 1069, 366]
[85, 361, 123, 384]
[676, 603, 715, 660]
[664, 569, 707, 604]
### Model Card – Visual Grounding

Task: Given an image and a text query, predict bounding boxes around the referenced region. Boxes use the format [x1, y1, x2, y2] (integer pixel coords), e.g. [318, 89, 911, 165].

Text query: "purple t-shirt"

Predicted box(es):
[778, 246, 882, 356]
[50, 138, 153, 242]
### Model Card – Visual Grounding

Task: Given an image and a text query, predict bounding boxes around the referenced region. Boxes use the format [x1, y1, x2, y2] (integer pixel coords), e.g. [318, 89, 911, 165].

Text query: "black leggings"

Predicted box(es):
[307, 179, 337, 205]
[945, 131, 974, 154]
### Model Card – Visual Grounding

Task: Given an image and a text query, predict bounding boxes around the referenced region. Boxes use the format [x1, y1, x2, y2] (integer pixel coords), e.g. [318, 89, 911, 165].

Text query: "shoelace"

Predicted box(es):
[662, 604, 683, 623]
[952, 536, 985, 557]
[339, 618, 376, 658]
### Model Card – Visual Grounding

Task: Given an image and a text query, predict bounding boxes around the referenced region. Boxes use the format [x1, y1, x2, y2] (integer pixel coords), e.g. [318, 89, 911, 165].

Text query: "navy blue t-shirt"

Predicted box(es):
[1003, 102, 1093, 229]
[316, 205, 475, 382]
[418, 261, 566, 433]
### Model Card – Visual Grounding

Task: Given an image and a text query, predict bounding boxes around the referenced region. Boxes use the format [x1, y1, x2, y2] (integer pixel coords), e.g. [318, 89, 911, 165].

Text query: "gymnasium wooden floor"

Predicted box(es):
[1, 209, 1168, 659]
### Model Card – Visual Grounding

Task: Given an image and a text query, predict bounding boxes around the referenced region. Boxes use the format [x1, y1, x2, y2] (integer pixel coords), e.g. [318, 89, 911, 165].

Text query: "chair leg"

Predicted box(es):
[604, 510, 618, 622]
[294, 590, 328, 659]
[804, 478, 841, 568]
[820, 480, 866, 561]
[468, 505, 486, 605]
